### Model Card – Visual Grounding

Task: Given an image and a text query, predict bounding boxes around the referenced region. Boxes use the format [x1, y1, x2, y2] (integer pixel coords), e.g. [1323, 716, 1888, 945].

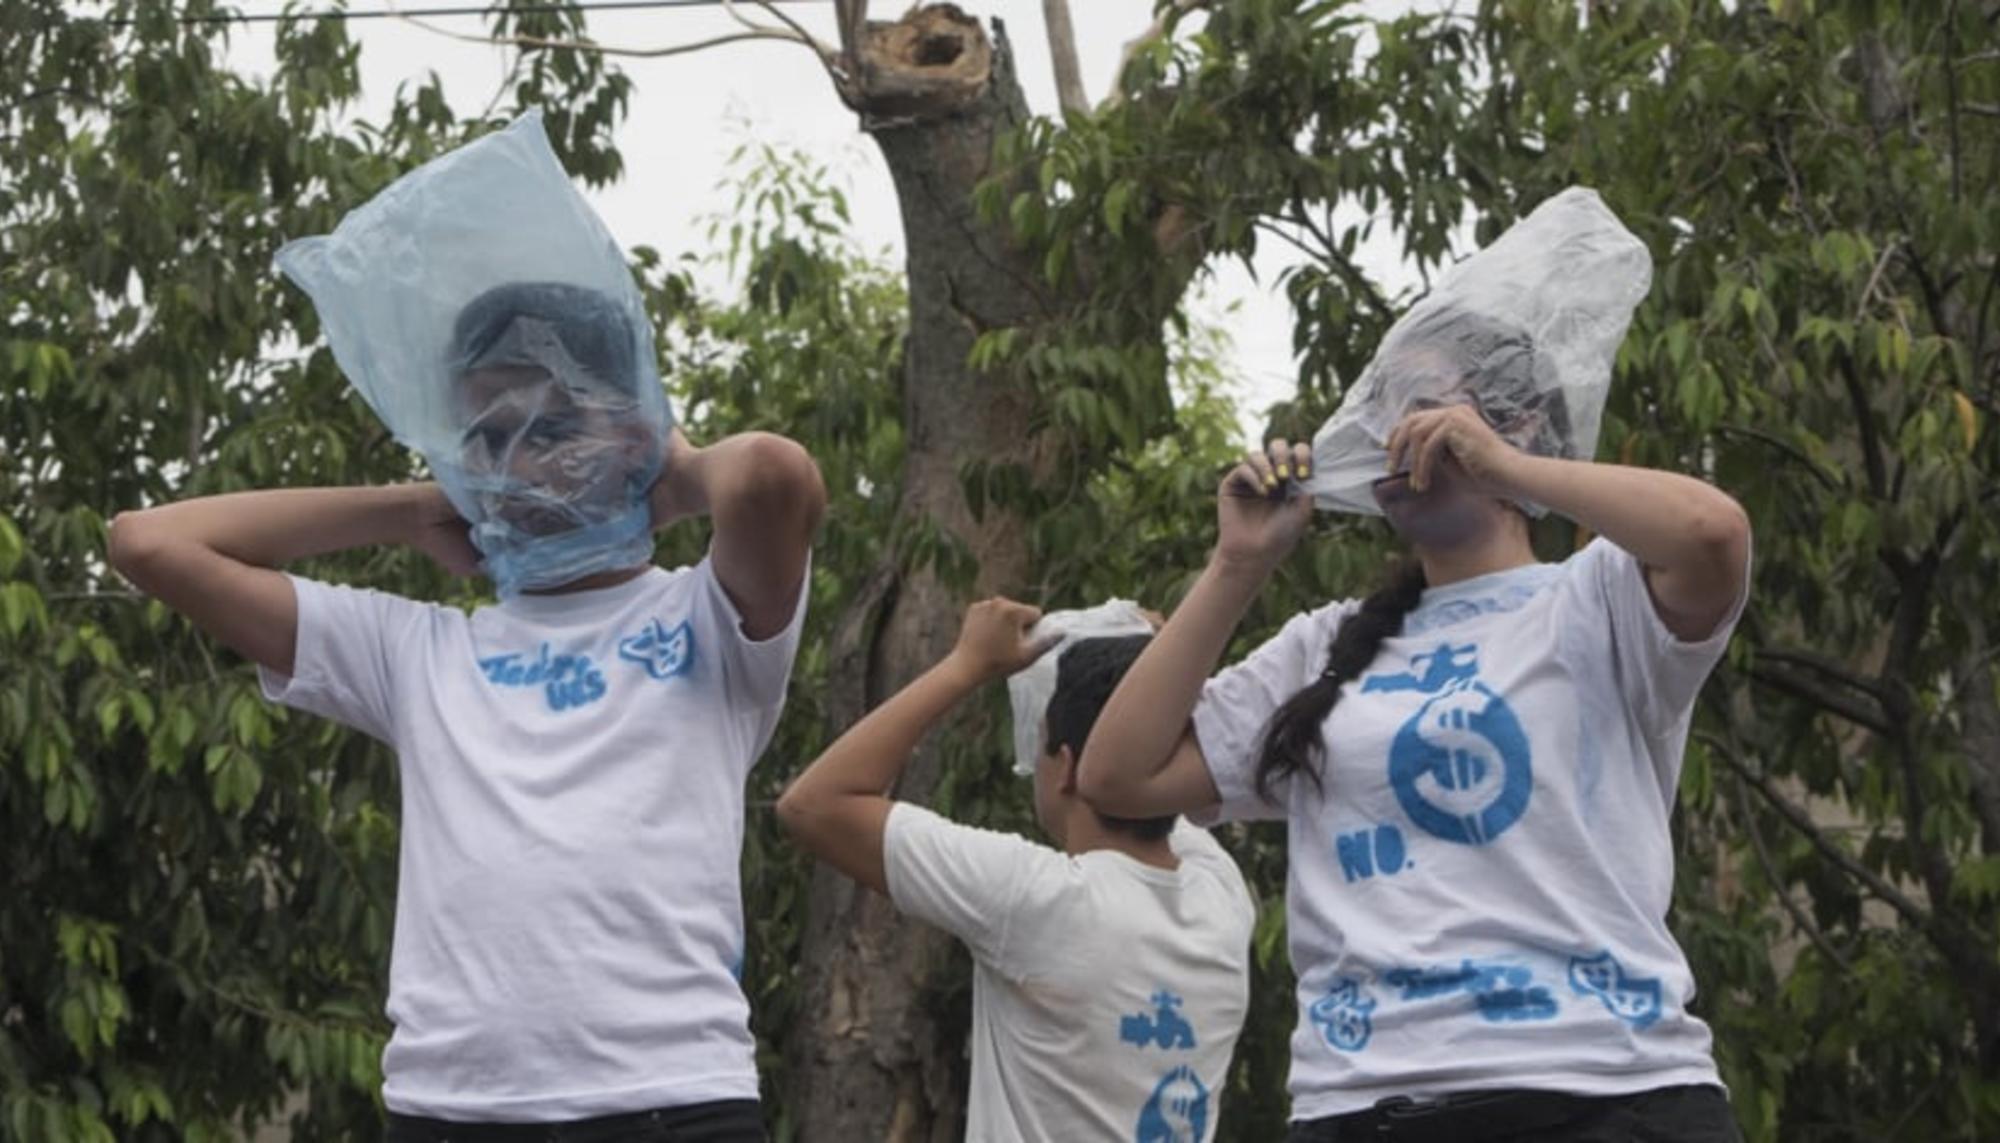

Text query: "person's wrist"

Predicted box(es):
[939, 649, 999, 690]
[1487, 450, 1552, 501]
[392, 483, 445, 543]
[1212, 543, 1283, 582]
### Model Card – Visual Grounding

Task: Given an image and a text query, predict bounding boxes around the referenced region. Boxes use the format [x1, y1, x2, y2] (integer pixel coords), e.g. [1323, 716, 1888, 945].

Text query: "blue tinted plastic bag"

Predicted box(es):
[1302, 187, 1651, 515]
[275, 110, 673, 597]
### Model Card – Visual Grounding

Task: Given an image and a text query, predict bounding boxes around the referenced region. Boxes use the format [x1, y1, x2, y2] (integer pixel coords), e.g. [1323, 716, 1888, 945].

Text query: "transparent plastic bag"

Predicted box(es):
[1303, 187, 1651, 515]
[1006, 600, 1157, 776]
[274, 110, 672, 596]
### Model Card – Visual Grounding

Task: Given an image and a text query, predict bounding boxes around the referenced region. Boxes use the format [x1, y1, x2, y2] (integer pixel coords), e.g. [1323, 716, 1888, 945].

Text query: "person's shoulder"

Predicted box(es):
[296, 573, 460, 624]
[1169, 823, 1255, 916]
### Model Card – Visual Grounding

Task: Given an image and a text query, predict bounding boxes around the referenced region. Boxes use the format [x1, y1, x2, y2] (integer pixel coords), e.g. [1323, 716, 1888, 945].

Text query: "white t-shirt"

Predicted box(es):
[260, 558, 805, 1121]
[1191, 539, 1747, 1120]
[883, 805, 1255, 1143]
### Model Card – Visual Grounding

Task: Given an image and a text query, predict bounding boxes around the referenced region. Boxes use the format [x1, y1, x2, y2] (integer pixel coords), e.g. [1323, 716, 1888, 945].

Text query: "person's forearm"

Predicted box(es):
[1499, 456, 1748, 572]
[1078, 553, 1266, 799]
[783, 655, 984, 808]
[109, 485, 432, 579]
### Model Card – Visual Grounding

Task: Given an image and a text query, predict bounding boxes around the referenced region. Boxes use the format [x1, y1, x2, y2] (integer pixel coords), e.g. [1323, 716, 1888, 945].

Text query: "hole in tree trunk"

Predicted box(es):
[914, 33, 963, 67]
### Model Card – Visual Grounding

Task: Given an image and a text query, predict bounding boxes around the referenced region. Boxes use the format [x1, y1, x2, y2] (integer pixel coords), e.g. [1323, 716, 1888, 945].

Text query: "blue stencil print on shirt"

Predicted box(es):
[1403, 579, 1557, 636]
[1120, 991, 1196, 1050]
[478, 644, 607, 711]
[1568, 950, 1663, 1030]
[617, 618, 695, 680]
[1134, 1065, 1209, 1143]
[1307, 978, 1377, 1052]
[1335, 823, 1409, 882]
[1362, 644, 1533, 846]
[1384, 959, 1558, 1023]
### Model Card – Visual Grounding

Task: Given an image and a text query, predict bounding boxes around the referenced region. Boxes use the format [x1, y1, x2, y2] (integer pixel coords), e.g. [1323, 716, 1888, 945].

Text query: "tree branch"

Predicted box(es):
[1041, 0, 1086, 115]
[1703, 733, 1934, 934]
[1747, 663, 1894, 736]
[1730, 772, 1854, 973]
[384, 0, 845, 81]
[1712, 424, 1842, 492]
[1101, 0, 1209, 109]
[1835, 350, 1890, 500]
[1755, 646, 1894, 701]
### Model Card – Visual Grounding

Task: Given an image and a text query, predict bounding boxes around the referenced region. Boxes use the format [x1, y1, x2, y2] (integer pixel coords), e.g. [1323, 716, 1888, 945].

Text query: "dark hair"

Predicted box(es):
[1370, 305, 1574, 459]
[1253, 563, 1428, 803]
[448, 281, 639, 394]
[1046, 634, 1175, 842]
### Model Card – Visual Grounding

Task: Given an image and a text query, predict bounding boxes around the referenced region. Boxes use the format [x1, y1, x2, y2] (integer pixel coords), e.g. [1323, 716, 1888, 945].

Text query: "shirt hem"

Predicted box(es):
[1287, 1062, 1724, 1121]
[383, 1072, 761, 1122]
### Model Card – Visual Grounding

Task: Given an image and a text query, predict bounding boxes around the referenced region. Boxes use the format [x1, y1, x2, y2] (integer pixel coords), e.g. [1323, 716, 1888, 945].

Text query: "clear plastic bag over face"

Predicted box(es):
[1303, 187, 1651, 515]
[1006, 600, 1157, 776]
[273, 110, 673, 597]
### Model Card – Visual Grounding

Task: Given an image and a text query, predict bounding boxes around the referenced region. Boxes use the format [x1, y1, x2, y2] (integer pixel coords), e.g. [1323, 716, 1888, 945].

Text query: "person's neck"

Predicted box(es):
[1415, 527, 1537, 588]
[1062, 809, 1179, 870]
[523, 565, 649, 596]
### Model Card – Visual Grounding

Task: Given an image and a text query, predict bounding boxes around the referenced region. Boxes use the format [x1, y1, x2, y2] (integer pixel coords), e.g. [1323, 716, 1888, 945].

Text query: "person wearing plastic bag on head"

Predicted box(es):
[1075, 188, 1752, 1142]
[106, 113, 824, 1143]
[777, 599, 1255, 1142]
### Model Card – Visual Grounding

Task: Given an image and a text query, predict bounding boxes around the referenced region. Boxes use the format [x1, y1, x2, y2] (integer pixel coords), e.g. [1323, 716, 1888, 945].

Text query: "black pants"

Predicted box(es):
[1287, 1084, 1741, 1143]
[384, 1100, 765, 1143]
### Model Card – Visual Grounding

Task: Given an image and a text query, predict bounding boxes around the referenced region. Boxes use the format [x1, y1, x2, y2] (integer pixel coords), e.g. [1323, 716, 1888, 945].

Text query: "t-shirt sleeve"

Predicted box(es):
[1567, 536, 1752, 740]
[693, 550, 809, 725]
[1190, 602, 1354, 823]
[882, 802, 1067, 975]
[256, 574, 425, 745]
[1169, 819, 1257, 930]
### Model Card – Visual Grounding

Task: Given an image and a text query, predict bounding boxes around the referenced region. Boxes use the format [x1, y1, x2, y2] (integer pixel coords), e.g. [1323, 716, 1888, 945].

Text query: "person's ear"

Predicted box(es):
[1055, 744, 1079, 795]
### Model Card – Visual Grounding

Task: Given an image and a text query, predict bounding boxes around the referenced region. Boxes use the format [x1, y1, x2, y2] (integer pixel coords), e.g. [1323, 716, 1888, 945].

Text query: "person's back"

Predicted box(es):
[890, 813, 1249, 1140]
[779, 608, 1255, 1142]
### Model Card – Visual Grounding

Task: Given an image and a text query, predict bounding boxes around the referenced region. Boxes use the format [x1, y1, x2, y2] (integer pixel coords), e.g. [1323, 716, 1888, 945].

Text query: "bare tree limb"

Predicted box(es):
[384, 0, 845, 79]
[1730, 771, 1855, 973]
[1755, 646, 1894, 702]
[1747, 663, 1893, 736]
[1101, 0, 1209, 109]
[1041, 0, 1086, 115]
[1711, 424, 1843, 493]
[1703, 732, 1935, 934]
[1853, 238, 1902, 324]
[1835, 350, 1890, 500]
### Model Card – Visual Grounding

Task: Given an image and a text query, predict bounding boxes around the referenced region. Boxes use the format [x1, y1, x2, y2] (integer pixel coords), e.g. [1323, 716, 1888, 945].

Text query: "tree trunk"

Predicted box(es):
[782, 8, 1058, 1140]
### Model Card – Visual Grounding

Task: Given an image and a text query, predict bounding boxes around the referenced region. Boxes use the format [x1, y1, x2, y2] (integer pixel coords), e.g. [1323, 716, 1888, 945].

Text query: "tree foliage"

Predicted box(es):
[4, 1, 1997, 1140]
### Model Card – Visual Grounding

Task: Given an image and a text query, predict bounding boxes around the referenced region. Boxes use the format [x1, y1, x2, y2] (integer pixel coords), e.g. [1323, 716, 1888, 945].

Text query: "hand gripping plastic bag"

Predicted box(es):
[1303, 187, 1651, 515]
[274, 110, 672, 597]
[1006, 600, 1157, 776]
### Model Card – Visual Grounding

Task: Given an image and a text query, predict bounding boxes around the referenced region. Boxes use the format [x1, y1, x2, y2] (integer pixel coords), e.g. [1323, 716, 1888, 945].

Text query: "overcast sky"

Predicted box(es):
[223, 0, 1434, 438]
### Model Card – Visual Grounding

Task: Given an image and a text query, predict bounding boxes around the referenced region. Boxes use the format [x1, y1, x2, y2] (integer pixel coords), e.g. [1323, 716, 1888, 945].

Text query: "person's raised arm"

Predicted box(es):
[1388, 406, 1751, 640]
[649, 428, 825, 640]
[106, 484, 478, 677]
[1077, 440, 1314, 819]
[776, 598, 1056, 894]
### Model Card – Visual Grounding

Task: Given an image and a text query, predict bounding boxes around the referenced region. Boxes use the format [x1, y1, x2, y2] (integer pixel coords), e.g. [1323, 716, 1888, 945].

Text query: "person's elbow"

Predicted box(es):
[1688, 490, 1752, 581]
[106, 508, 173, 588]
[1076, 743, 1142, 816]
[774, 779, 827, 852]
[730, 433, 827, 538]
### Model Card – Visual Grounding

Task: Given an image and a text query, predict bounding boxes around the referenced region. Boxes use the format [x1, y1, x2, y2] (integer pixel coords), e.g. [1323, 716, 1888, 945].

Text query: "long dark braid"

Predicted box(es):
[1253, 563, 1428, 803]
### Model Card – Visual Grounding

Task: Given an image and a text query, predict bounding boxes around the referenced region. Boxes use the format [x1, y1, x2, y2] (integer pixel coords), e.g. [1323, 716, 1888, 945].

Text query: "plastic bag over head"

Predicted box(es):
[1302, 187, 1651, 515]
[274, 110, 673, 597]
[1005, 600, 1157, 777]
